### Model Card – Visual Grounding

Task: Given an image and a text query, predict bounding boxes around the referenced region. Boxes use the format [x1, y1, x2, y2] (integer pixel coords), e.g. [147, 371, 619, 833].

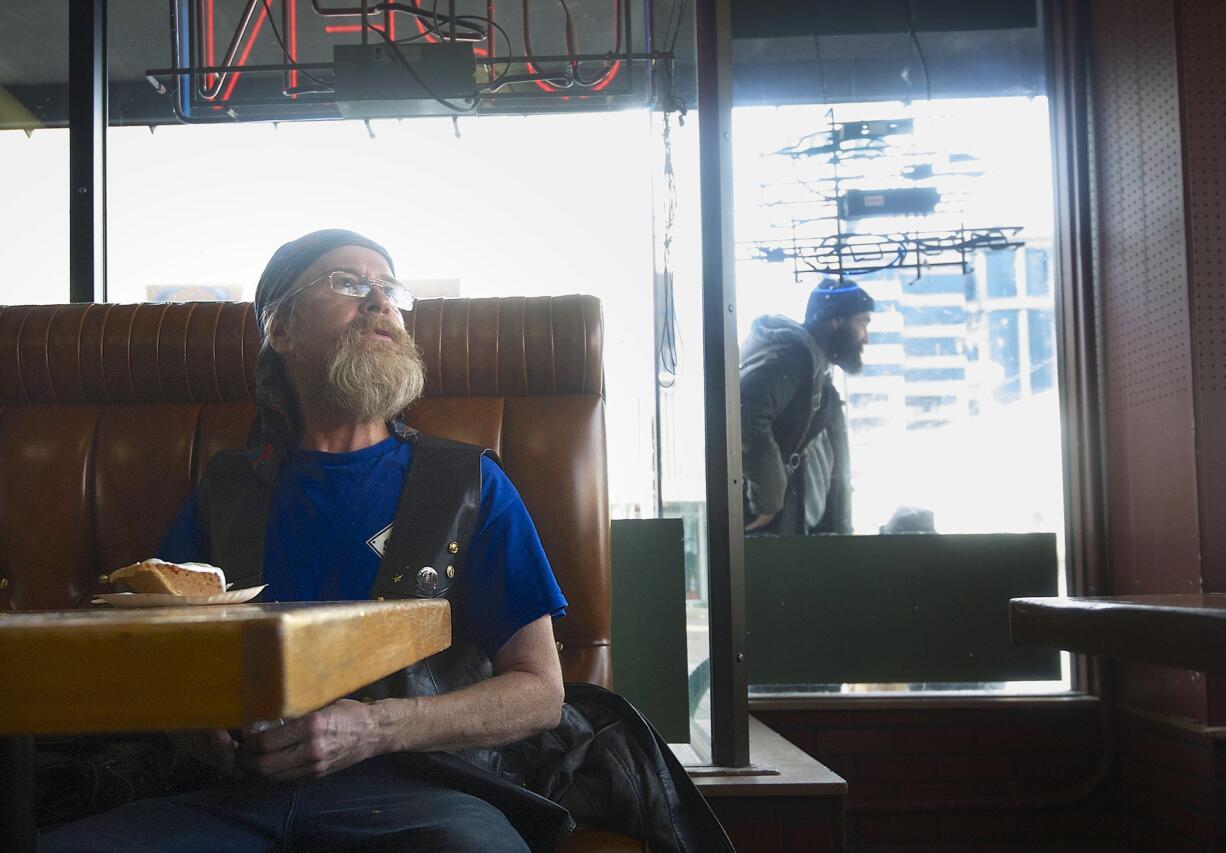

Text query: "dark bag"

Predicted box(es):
[529, 683, 736, 853]
[401, 684, 736, 853]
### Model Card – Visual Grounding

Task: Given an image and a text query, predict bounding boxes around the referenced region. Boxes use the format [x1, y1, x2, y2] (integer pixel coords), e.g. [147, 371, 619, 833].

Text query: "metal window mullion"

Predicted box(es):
[1046, 0, 1106, 694]
[69, 0, 108, 304]
[695, 0, 749, 768]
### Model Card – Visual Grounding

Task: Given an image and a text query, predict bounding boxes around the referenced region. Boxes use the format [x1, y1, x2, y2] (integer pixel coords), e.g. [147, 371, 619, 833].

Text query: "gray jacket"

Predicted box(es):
[740, 314, 852, 535]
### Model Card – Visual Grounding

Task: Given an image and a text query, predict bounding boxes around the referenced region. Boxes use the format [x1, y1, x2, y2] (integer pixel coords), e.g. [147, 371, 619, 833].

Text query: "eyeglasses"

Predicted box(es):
[284, 271, 415, 310]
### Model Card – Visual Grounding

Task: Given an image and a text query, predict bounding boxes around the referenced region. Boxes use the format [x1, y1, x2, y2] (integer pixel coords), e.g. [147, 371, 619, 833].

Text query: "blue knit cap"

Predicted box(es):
[254, 229, 395, 330]
[804, 278, 875, 326]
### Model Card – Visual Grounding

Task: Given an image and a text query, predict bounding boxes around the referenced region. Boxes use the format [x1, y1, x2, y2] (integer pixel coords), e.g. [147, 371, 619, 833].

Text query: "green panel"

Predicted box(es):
[746, 533, 1061, 685]
[610, 518, 690, 742]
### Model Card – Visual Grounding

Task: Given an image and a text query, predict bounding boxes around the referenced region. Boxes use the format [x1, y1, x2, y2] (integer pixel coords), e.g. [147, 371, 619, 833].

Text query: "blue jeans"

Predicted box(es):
[38, 756, 530, 853]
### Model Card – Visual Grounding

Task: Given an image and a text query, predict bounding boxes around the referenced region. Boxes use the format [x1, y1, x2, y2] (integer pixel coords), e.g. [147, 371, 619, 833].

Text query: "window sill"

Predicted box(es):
[683, 716, 847, 798]
[748, 690, 1098, 712]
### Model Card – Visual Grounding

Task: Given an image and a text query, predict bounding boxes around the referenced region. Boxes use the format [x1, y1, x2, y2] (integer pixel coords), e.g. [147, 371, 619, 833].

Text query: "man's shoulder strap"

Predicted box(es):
[370, 434, 498, 601]
[198, 448, 275, 590]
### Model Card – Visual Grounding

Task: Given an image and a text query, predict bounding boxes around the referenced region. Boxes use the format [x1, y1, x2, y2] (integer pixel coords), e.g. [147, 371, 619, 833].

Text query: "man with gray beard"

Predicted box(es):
[40, 230, 566, 853]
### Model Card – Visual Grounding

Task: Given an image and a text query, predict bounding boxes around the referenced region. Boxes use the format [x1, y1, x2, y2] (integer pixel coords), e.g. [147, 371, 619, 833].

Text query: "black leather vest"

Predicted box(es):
[198, 430, 496, 701]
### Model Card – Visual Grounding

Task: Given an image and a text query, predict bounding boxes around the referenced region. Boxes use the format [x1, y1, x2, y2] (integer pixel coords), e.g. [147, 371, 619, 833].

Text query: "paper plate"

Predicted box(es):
[91, 585, 267, 608]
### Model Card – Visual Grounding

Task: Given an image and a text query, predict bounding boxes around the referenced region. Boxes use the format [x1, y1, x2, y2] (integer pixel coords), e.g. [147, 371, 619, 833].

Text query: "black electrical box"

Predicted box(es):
[839, 187, 941, 220]
[334, 42, 477, 118]
[835, 119, 913, 144]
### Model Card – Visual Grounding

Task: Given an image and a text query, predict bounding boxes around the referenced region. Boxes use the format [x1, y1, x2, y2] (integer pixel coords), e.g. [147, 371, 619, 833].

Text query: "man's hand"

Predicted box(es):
[746, 513, 776, 531]
[170, 729, 238, 774]
[237, 699, 381, 782]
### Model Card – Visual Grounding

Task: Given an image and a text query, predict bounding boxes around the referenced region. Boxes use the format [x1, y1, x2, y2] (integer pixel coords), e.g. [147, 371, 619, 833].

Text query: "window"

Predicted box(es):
[1025, 247, 1050, 297]
[985, 248, 1018, 298]
[904, 338, 961, 358]
[0, 2, 69, 305]
[901, 304, 968, 326]
[733, 96, 1068, 696]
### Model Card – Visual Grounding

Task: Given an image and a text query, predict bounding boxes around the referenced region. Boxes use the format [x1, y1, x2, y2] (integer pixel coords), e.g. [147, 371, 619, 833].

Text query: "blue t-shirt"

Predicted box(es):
[159, 436, 567, 660]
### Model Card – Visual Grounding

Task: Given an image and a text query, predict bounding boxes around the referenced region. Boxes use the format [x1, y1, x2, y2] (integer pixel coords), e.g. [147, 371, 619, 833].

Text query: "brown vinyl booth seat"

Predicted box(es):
[0, 296, 645, 853]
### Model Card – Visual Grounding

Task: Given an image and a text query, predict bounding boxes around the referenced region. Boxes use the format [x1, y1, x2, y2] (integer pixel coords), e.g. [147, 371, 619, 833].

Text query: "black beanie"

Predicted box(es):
[254, 229, 395, 330]
[804, 278, 875, 327]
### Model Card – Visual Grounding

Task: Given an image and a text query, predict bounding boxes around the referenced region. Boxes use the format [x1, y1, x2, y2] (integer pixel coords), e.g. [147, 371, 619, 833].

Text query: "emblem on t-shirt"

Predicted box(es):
[367, 523, 393, 557]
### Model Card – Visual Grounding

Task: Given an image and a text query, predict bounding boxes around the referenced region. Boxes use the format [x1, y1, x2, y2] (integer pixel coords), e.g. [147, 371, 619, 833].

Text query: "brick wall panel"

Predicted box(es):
[855, 755, 933, 783]
[813, 728, 891, 755]
[892, 726, 976, 754]
[852, 813, 940, 842]
[939, 811, 1019, 839]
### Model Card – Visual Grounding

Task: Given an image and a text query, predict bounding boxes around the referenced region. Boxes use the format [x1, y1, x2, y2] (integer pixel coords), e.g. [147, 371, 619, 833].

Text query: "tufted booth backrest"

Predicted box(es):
[0, 296, 611, 688]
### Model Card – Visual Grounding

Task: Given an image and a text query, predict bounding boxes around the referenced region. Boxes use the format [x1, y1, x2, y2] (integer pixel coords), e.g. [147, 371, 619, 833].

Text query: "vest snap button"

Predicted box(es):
[417, 566, 438, 592]
[446, 565, 455, 579]
[448, 542, 459, 554]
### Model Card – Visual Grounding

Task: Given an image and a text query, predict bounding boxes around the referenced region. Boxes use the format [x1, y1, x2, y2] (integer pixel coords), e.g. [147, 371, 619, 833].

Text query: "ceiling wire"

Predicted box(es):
[904, 0, 932, 102]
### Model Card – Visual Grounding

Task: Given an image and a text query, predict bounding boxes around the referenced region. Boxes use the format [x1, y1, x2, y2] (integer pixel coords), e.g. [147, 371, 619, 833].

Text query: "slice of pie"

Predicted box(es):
[108, 559, 226, 596]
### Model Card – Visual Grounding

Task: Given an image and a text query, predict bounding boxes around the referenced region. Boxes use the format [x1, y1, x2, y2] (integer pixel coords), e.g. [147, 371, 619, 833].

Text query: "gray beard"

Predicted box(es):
[320, 319, 426, 422]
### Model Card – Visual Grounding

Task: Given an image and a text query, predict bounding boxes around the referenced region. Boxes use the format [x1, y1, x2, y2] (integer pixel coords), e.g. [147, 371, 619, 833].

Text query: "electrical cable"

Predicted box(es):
[312, 0, 486, 37]
[483, 71, 574, 93]
[558, 0, 579, 70]
[661, 0, 679, 54]
[812, 3, 829, 106]
[522, 0, 574, 90]
[454, 15, 513, 82]
[569, 0, 622, 88]
[384, 3, 512, 84]
[389, 0, 483, 40]
[518, 0, 618, 92]
[658, 111, 682, 388]
[904, 0, 932, 101]
[403, 0, 443, 43]
[256, 0, 334, 92]
[666, 0, 689, 56]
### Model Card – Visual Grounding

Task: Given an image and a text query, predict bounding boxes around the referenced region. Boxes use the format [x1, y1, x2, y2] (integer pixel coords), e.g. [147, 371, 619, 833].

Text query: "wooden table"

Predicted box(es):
[1010, 593, 1226, 673]
[0, 600, 450, 853]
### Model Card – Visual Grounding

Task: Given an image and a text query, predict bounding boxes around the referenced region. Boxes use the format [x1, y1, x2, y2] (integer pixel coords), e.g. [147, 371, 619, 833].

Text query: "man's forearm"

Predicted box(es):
[370, 669, 564, 754]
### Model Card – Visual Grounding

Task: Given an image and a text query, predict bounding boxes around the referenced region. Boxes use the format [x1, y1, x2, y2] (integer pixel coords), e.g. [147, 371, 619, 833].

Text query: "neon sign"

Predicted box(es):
[170, 0, 647, 121]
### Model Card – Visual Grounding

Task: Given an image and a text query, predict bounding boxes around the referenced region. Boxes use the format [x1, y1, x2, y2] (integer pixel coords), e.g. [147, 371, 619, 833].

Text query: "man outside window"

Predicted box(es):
[740, 278, 874, 536]
[40, 230, 566, 852]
